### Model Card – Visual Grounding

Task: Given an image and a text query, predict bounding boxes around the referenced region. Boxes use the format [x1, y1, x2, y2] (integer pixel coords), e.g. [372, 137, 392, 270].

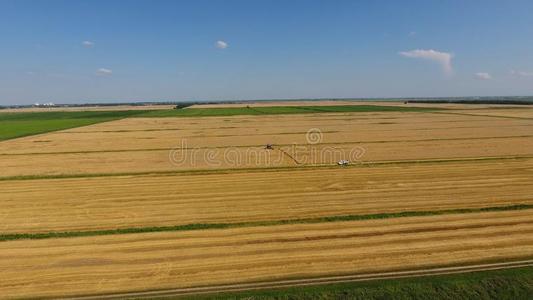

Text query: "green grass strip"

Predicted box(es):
[1, 204, 532, 242]
[0, 110, 149, 141]
[135, 105, 441, 118]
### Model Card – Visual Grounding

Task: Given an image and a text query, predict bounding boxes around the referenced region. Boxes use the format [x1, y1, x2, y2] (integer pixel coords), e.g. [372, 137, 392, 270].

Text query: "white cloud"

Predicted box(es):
[82, 40, 95, 48]
[475, 72, 491, 80]
[215, 40, 228, 49]
[399, 49, 453, 75]
[408, 31, 416, 37]
[96, 68, 112, 76]
[510, 70, 533, 77]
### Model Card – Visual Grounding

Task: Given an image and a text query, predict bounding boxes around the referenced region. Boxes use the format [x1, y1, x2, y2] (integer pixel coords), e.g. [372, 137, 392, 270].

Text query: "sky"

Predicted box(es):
[1, 0, 533, 105]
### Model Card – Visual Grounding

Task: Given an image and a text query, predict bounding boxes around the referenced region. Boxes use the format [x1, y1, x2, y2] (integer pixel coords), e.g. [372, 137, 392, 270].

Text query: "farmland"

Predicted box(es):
[0, 104, 435, 143]
[2, 108, 533, 177]
[0, 101, 533, 298]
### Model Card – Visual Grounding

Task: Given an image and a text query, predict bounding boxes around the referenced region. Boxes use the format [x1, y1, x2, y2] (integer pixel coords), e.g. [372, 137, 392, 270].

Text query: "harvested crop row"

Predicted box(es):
[1, 109, 532, 177]
[1, 210, 532, 299]
[1, 159, 533, 234]
[2, 123, 532, 155]
[2, 136, 533, 177]
[1, 204, 531, 242]
[2, 112, 532, 154]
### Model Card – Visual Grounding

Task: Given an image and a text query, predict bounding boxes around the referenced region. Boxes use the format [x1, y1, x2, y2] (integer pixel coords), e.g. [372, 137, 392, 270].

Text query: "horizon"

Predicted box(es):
[4, 95, 533, 108]
[2, 0, 533, 105]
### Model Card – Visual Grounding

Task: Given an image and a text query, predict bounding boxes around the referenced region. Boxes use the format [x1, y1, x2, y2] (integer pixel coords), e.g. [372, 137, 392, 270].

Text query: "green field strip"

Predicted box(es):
[135, 105, 441, 118]
[1, 204, 532, 242]
[0, 110, 149, 141]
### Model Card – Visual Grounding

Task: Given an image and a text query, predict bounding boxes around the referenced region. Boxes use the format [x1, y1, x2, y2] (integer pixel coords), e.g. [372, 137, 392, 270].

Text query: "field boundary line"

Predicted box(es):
[1, 154, 533, 182]
[1, 204, 532, 242]
[431, 110, 533, 120]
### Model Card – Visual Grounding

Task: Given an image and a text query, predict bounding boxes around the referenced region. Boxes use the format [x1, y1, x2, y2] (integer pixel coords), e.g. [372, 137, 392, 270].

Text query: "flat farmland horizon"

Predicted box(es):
[5, 2, 533, 298]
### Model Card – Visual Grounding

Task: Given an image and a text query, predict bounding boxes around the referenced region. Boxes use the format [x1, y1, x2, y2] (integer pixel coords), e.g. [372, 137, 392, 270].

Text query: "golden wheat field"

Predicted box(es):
[1, 109, 533, 177]
[1, 159, 533, 234]
[1, 102, 533, 299]
[1, 210, 533, 298]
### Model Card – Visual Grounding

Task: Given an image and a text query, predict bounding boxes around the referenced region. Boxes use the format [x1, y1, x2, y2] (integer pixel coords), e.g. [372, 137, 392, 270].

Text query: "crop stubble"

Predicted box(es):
[1, 111, 533, 177]
[1, 210, 533, 298]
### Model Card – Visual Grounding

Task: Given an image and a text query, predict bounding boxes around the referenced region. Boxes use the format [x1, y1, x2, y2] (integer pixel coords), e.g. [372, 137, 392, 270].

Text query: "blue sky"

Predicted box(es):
[1, 0, 533, 105]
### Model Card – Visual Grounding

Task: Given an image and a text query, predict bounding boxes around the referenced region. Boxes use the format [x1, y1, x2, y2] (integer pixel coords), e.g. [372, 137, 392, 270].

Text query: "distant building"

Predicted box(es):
[34, 102, 55, 107]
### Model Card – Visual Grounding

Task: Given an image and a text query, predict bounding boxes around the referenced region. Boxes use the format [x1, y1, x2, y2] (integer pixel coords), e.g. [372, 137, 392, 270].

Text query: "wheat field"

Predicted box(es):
[1, 210, 533, 298]
[1, 110, 533, 177]
[1, 159, 532, 234]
